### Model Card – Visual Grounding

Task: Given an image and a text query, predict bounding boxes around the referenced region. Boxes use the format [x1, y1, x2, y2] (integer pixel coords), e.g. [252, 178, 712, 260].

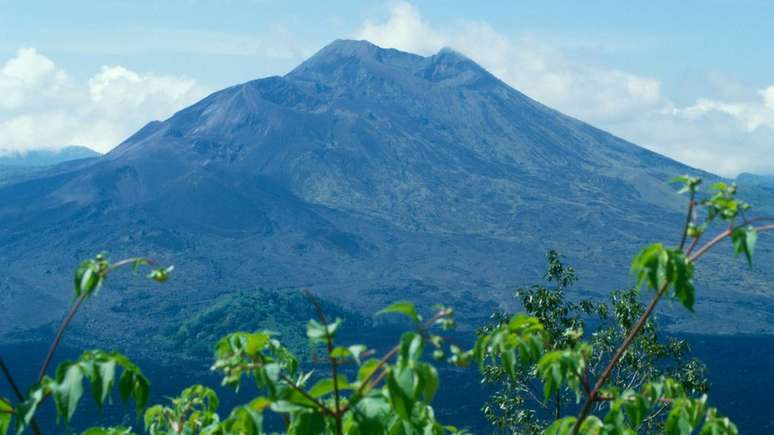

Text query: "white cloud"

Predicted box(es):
[0, 48, 73, 111]
[620, 88, 774, 176]
[0, 49, 208, 154]
[357, 2, 446, 56]
[355, 2, 774, 177]
[355, 3, 664, 123]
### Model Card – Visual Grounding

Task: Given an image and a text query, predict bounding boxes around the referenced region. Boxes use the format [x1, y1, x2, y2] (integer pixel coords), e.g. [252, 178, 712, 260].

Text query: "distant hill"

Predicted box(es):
[0, 165, 35, 185]
[738, 172, 774, 188]
[1, 39, 773, 353]
[0, 146, 100, 185]
[0, 146, 100, 167]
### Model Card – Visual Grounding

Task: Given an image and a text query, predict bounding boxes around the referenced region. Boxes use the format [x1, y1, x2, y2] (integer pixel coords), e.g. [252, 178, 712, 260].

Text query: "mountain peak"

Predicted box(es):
[287, 39, 495, 88]
[316, 39, 383, 58]
[419, 47, 495, 86]
[435, 47, 469, 61]
[287, 39, 424, 82]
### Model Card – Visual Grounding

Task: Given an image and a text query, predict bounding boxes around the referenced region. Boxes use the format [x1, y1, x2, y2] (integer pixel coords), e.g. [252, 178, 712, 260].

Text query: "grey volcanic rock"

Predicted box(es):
[1, 40, 773, 346]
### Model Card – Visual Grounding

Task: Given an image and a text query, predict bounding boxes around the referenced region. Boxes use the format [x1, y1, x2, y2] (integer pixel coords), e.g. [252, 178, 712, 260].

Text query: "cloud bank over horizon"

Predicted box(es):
[356, 2, 774, 177]
[0, 48, 208, 155]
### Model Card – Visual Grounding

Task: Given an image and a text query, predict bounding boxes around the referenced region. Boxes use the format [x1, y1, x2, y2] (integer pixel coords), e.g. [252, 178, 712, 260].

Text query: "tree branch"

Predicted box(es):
[302, 290, 343, 434]
[678, 194, 696, 251]
[279, 374, 335, 417]
[687, 229, 731, 263]
[0, 359, 24, 403]
[571, 282, 669, 434]
[107, 257, 157, 274]
[38, 293, 87, 381]
[572, 221, 774, 433]
[39, 256, 158, 382]
[1, 359, 42, 435]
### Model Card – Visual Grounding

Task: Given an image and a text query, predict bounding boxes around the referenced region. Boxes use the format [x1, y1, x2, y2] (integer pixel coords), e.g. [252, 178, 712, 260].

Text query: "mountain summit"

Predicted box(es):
[0, 40, 771, 342]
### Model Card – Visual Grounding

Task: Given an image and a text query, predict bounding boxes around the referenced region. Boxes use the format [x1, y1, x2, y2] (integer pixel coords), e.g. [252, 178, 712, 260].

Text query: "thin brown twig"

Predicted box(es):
[279, 374, 335, 417]
[741, 216, 774, 225]
[367, 368, 389, 392]
[38, 257, 157, 382]
[302, 289, 343, 434]
[685, 236, 700, 256]
[38, 293, 87, 381]
[107, 257, 157, 273]
[678, 194, 696, 251]
[0, 359, 24, 402]
[687, 229, 731, 263]
[1, 359, 42, 435]
[571, 282, 669, 434]
[355, 346, 399, 399]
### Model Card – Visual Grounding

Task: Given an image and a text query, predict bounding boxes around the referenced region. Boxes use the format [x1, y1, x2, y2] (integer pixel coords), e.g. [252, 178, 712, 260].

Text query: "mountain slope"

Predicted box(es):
[1, 40, 772, 346]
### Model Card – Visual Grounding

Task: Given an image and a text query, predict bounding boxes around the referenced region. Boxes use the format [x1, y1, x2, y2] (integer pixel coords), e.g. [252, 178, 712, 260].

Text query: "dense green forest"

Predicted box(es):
[2, 177, 772, 434]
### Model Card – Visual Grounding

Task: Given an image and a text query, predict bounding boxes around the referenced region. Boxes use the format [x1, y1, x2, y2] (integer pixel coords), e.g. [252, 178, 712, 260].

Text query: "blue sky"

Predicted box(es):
[1, 0, 773, 176]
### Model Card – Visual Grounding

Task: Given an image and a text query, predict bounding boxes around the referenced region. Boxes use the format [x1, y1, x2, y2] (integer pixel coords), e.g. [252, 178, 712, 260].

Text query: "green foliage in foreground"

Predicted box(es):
[1, 175, 770, 434]
[479, 251, 708, 433]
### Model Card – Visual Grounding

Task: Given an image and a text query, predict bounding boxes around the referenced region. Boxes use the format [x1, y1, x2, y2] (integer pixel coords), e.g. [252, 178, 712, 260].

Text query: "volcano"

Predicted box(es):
[1, 40, 772, 344]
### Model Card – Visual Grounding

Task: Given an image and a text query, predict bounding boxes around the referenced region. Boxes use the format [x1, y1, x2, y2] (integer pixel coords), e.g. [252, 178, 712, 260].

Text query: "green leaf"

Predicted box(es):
[53, 363, 84, 423]
[710, 182, 728, 192]
[631, 243, 665, 291]
[544, 417, 577, 435]
[330, 347, 351, 360]
[0, 398, 11, 435]
[671, 175, 702, 194]
[622, 392, 648, 427]
[74, 261, 103, 299]
[308, 375, 349, 398]
[218, 399, 266, 434]
[358, 359, 381, 384]
[91, 359, 116, 410]
[672, 251, 696, 312]
[306, 319, 341, 342]
[732, 226, 757, 267]
[81, 427, 135, 435]
[348, 345, 367, 365]
[416, 363, 439, 402]
[387, 368, 416, 420]
[631, 245, 696, 311]
[398, 332, 423, 365]
[14, 384, 47, 434]
[147, 266, 174, 282]
[118, 369, 150, 411]
[353, 397, 390, 434]
[377, 301, 420, 324]
[288, 410, 326, 435]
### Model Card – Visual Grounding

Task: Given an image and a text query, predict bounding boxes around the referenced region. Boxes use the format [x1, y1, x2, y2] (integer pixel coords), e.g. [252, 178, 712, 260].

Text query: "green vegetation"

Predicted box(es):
[479, 251, 708, 433]
[167, 289, 372, 359]
[1, 176, 773, 434]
